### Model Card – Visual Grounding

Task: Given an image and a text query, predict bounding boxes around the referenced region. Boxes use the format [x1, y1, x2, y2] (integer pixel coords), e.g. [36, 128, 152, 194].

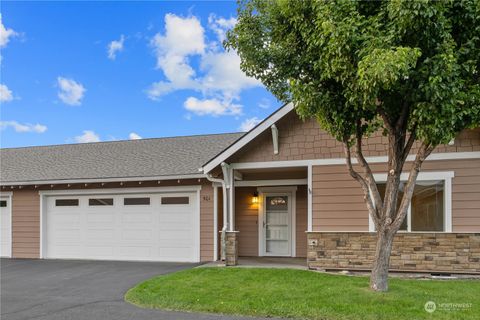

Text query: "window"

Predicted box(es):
[124, 197, 150, 205]
[55, 199, 79, 206]
[0, 200, 7, 207]
[89, 198, 113, 206]
[161, 196, 189, 205]
[373, 174, 451, 232]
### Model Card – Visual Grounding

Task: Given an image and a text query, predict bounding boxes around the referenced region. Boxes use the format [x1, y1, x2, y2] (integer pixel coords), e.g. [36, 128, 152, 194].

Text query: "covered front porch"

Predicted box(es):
[210, 164, 312, 265]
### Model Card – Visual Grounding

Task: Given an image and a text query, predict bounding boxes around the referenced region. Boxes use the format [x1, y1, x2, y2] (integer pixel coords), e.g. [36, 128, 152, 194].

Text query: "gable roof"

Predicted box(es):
[202, 102, 294, 173]
[0, 133, 243, 185]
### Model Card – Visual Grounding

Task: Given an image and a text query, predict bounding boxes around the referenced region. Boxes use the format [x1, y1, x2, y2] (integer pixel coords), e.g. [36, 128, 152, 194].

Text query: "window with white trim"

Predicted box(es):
[370, 172, 453, 232]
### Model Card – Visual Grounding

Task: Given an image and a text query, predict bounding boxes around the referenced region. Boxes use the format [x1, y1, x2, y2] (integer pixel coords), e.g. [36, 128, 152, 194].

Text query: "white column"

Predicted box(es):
[229, 167, 235, 231]
[213, 185, 218, 261]
[307, 164, 313, 232]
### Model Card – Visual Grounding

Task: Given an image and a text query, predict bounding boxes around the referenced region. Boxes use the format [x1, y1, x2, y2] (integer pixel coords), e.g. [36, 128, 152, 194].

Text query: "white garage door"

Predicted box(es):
[0, 196, 12, 257]
[44, 191, 199, 262]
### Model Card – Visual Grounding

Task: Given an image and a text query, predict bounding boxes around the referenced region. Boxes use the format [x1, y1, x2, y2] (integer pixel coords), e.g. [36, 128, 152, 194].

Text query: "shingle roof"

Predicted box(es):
[0, 133, 243, 184]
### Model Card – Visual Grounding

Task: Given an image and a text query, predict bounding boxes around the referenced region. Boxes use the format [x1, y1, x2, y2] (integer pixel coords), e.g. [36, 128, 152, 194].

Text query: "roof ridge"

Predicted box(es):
[0, 132, 244, 150]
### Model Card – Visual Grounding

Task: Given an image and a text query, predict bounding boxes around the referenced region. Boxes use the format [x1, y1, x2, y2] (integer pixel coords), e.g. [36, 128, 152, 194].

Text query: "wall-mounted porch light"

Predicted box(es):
[252, 192, 259, 204]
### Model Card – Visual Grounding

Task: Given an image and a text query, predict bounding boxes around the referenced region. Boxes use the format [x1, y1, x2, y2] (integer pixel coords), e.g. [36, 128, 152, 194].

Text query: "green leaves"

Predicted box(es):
[226, 0, 480, 147]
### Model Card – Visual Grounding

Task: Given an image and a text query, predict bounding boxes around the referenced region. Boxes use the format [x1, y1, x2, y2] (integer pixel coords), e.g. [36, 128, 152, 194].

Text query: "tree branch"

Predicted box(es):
[391, 142, 435, 231]
[395, 101, 410, 132]
[401, 123, 417, 163]
[343, 139, 380, 229]
[354, 120, 383, 213]
[376, 105, 394, 134]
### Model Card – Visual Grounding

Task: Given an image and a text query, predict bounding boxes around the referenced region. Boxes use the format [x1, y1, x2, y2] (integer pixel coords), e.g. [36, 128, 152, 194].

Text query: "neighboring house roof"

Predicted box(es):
[202, 102, 294, 173]
[0, 133, 243, 185]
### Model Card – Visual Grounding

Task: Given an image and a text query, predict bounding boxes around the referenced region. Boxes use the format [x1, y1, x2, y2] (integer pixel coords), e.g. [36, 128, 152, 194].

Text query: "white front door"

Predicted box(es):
[261, 193, 292, 256]
[0, 196, 12, 257]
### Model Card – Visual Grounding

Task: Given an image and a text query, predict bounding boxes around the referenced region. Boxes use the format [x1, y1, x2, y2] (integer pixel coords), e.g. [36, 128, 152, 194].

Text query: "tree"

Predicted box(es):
[226, 0, 480, 291]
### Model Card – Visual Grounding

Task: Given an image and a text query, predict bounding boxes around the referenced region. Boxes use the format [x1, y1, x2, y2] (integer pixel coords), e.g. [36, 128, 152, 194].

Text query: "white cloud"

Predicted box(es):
[147, 13, 261, 116]
[0, 14, 17, 48]
[74, 130, 100, 143]
[199, 50, 259, 100]
[129, 132, 142, 140]
[184, 97, 241, 116]
[208, 14, 236, 43]
[147, 14, 205, 99]
[57, 77, 86, 106]
[107, 35, 125, 60]
[258, 98, 271, 109]
[0, 84, 13, 102]
[0, 121, 47, 133]
[239, 117, 262, 132]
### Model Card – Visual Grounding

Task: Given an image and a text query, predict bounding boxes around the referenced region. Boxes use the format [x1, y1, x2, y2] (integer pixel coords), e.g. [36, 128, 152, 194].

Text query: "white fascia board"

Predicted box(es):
[202, 103, 294, 173]
[235, 179, 307, 187]
[38, 185, 202, 196]
[1, 174, 206, 187]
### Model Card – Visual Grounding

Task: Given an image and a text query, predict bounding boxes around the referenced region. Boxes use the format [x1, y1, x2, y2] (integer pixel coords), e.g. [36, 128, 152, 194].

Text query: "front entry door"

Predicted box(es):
[262, 194, 291, 256]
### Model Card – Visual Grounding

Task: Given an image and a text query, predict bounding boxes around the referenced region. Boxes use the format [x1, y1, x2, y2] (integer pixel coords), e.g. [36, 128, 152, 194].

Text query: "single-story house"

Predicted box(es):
[1, 103, 479, 273]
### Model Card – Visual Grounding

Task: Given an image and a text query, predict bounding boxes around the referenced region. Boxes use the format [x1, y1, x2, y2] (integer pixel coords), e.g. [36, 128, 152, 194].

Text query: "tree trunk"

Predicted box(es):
[370, 229, 395, 292]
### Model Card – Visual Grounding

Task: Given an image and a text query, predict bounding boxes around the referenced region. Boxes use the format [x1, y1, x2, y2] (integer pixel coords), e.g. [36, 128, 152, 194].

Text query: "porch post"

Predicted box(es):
[221, 163, 239, 266]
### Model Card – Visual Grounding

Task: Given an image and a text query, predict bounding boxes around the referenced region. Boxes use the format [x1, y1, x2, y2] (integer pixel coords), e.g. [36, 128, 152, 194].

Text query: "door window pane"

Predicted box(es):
[55, 199, 79, 206]
[89, 198, 114, 206]
[124, 197, 151, 205]
[0, 200, 6, 207]
[411, 180, 444, 231]
[266, 196, 288, 211]
[161, 197, 189, 205]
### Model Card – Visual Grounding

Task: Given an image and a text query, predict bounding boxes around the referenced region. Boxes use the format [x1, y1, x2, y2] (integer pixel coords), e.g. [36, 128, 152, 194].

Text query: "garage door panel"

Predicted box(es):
[84, 245, 114, 257]
[122, 212, 152, 223]
[50, 245, 83, 257]
[121, 229, 153, 241]
[118, 246, 152, 258]
[159, 247, 194, 261]
[52, 229, 82, 241]
[85, 228, 115, 240]
[86, 213, 115, 223]
[45, 191, 199, 262]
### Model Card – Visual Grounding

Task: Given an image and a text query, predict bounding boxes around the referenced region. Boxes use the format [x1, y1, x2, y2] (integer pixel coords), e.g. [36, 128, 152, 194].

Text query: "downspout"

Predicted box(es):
[206, 172, 228, 261]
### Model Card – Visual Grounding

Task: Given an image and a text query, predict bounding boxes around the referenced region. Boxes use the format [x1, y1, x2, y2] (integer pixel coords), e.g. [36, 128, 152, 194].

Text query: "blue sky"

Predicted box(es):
[0, 1, 280, 148]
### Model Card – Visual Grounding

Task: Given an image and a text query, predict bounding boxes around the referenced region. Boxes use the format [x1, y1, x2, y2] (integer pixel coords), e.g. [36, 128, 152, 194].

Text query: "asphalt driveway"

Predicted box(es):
[1, 258, 275, 320]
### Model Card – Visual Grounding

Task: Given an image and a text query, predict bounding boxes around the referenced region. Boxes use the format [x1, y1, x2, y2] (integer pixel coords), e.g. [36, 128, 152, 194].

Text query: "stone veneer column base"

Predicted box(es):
[307, 232, 480, 274]
[225, 231, 239, 266]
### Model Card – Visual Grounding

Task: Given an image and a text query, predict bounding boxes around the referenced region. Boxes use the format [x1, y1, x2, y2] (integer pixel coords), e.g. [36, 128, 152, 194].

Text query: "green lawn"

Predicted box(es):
[125, 267, 480, 320]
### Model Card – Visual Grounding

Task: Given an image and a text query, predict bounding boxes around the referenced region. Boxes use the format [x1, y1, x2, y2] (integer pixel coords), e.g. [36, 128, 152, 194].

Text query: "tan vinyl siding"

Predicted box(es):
[200, 182, 214, 262]
[235, 187, 258, 256]
[12, 190, 40, 258]
[312, 159, 480, 232]
[296, 185, 308, 257]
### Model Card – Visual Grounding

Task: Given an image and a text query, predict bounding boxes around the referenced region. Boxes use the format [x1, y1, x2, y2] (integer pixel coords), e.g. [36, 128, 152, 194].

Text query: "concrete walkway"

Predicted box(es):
[202, 257, 307, 269]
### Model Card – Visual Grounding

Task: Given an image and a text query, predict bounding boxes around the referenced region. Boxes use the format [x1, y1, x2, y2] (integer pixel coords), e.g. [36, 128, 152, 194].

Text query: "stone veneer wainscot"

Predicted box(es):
[307, 232, 480, 274]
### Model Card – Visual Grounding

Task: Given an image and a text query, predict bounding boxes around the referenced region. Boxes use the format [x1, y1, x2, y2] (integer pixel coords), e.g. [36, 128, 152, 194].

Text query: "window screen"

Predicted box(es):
[124, 197, 150, 205]
[55, 199, 79, 206]
[89, 198, 114, 206]
[161, 196, 189, 205]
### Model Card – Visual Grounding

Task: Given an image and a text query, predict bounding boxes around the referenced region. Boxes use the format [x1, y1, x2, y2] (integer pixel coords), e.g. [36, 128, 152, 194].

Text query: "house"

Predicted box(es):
[1, 103, 479, 273]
